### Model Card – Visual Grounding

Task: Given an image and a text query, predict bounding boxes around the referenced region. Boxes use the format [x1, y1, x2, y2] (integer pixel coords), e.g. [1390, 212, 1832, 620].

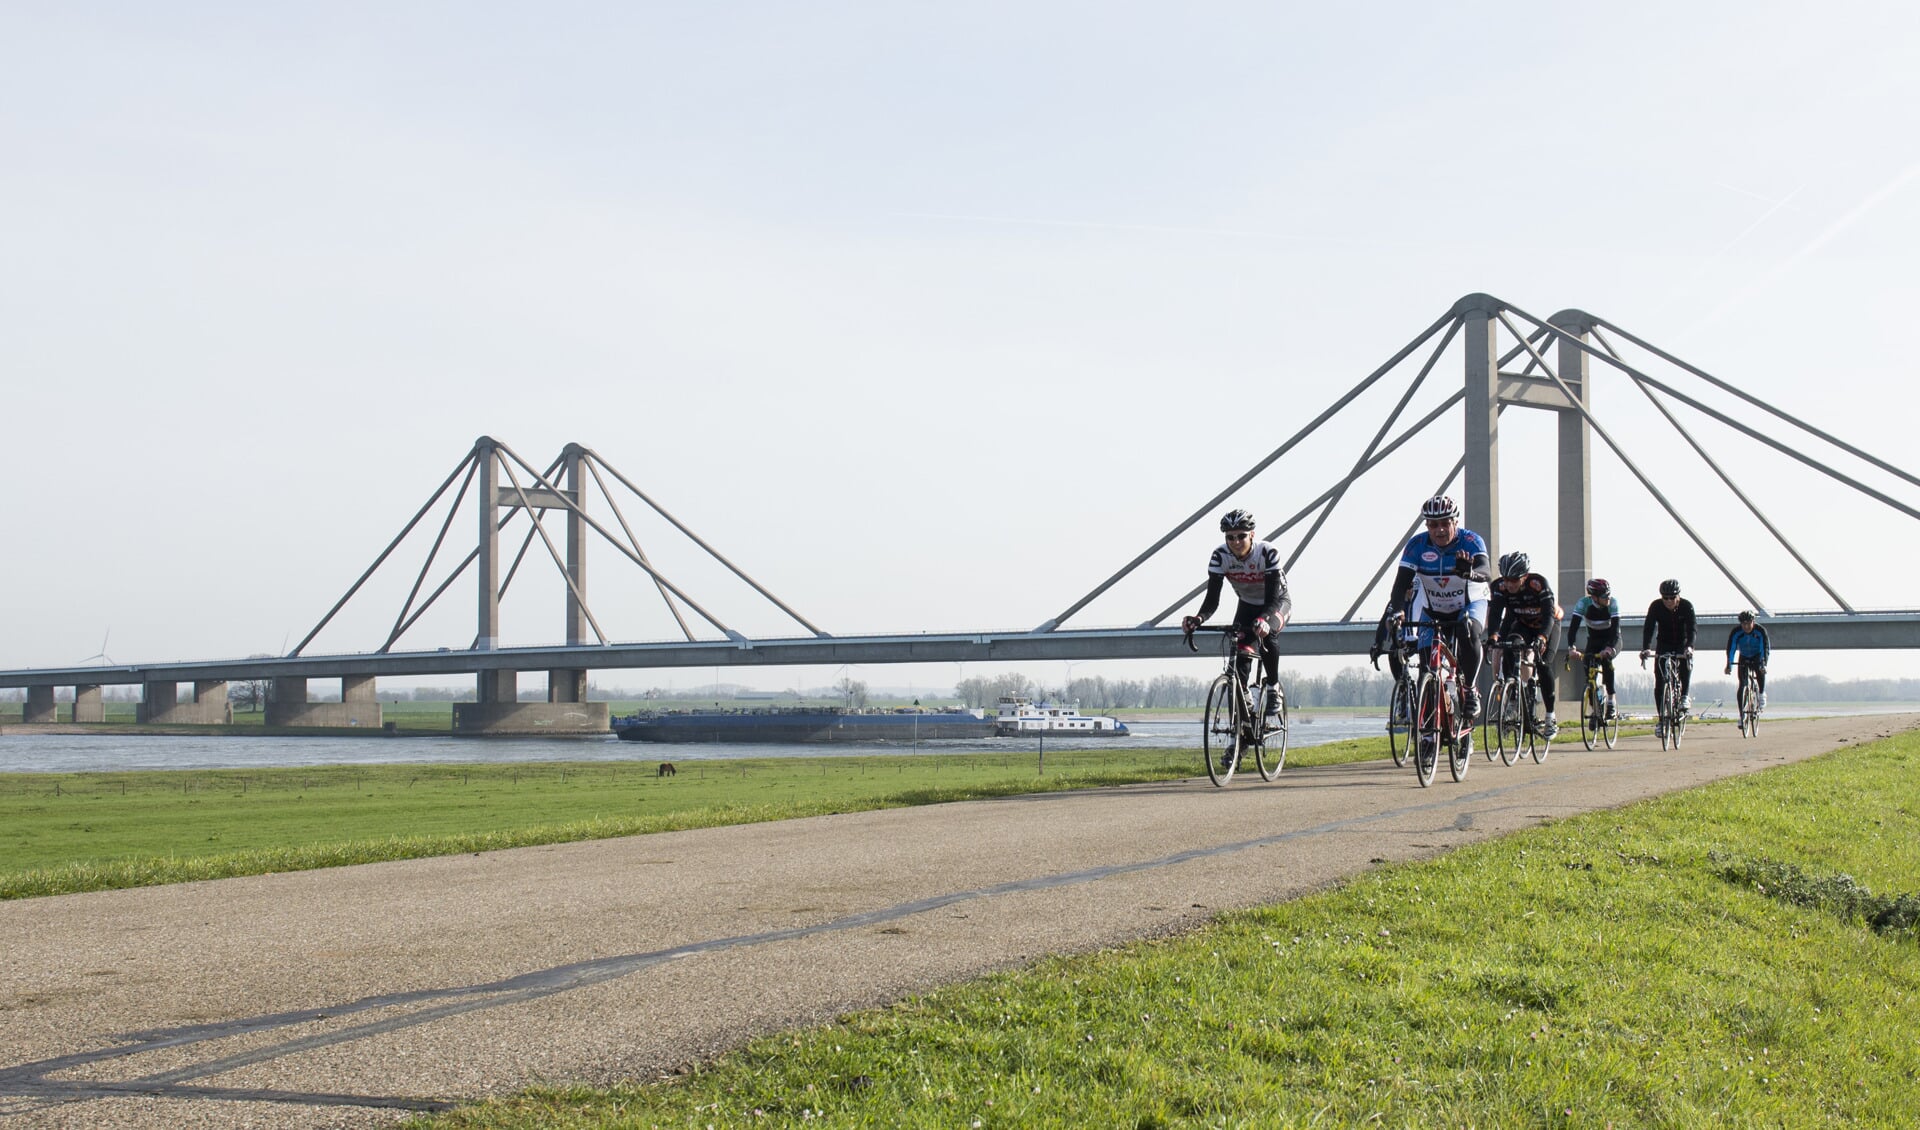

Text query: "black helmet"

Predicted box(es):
[1587, 577, 1611, 599]
[1420, 495, 1460, 522]
[1220, 509, 1257, 533]
[1659, 579, 1681, 598]
[1738, 609, 1756, 623]
[1498, 551, 1530, 578]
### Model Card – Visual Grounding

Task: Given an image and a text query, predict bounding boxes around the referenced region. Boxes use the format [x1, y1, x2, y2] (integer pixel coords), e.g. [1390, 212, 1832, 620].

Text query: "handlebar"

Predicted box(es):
[1182, 624, 1239, 652]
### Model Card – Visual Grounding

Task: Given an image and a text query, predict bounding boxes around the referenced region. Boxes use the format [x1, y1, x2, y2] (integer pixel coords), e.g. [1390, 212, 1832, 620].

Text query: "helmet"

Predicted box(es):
[1738, 609, 1756, 623]
[1498, 551, 1530, 578]
[1420, 495, 1460, 522]
[1659, 579, 1681, 598]
[1219, 509, 1257, 533]
[1586, 578, 1611, 598]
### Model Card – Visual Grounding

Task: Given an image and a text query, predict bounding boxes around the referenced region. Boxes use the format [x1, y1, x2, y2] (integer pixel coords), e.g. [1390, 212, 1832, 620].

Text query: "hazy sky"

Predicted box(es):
[5, 2, 1917, 693]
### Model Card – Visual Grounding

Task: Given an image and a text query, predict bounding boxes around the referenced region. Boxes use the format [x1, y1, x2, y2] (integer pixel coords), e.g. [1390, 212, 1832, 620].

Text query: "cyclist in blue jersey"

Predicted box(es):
[1566, 578, 1622, 723]
[1385, 495, 1490, 762]
[1725, 610, 1771, 713]
[1183, 508, 1293, 729]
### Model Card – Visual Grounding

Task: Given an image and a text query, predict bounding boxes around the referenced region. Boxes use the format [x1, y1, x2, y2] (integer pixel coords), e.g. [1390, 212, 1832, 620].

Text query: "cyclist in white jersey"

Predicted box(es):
[1183, 508, 1293, 728]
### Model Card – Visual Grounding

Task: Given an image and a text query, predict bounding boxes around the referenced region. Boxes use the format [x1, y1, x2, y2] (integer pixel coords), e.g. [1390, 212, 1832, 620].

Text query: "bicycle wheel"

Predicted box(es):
[1387, 677, 1412, 767]
[1202, 674, 1239, 786]
[1413, 672, 1442, 788]
[1496, 679, 1521, 766]
[1744, 675, 1760, 737]
[1602, 691, 1621, 749]
[1255, 681, 1288, 781]
[1448, 680, 1471, 782]
[1483, 680, 1505, 762]
[1657, 682, 1673, 751]
[1525, 684, 1550, 763]
[1580, 680, 1598, 751]
[1670, 682, 1686, 748]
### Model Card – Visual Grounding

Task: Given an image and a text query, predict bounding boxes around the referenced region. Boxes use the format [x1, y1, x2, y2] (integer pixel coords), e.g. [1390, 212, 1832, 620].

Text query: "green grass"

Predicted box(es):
[0, 737, 1390, 900]
[406, 728, 1920, 1130]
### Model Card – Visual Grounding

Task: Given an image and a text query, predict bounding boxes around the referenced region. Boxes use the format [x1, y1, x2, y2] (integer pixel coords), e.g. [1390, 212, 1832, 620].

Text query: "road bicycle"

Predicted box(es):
[1569, 648, 1621, 750]
[1374, 616, 1421, 768]
[1736, 662, 1762, 738]
[1488, 637, 1551, 765]
[1406, 619, 1472, 787]
[1646, 652, 1688, 750]
[1185, 624, 1289, 786]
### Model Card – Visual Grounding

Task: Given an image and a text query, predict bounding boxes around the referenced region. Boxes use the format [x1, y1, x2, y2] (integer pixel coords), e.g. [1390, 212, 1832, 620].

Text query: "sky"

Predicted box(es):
[4, 1, 1918, 696]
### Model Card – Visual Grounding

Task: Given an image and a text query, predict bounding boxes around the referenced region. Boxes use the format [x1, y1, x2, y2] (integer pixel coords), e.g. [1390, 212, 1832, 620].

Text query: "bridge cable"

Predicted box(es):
[583, 449, 828, 638]
[1142, 389, 1466, 627]
[1282, 316, 1464, 577]
[1495, 307, 1769, 613]
[1593, 325, 1855, 613]
[490, 442, 741, 640]
[291, 447, 480, 657]
[1592, 317, 1920, 493]
[1537, 319, 1920, 523]
[381, 457, 483, 653]
[1342, 455, 1468, 623]
[1039, 307, 1461, 633]
[583, 457, 695, 642]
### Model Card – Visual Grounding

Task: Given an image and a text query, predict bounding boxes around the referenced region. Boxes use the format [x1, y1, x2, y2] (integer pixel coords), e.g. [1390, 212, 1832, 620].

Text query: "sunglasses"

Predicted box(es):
[1224, 531, 1252, 541]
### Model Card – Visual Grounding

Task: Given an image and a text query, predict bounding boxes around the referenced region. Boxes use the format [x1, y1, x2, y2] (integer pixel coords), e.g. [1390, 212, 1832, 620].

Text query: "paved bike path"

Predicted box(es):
[2, 713, 1914, 1129]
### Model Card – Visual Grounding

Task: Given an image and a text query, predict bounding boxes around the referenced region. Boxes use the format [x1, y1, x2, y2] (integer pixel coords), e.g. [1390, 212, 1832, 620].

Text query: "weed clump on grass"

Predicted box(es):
[1714, 852, 1920, 939]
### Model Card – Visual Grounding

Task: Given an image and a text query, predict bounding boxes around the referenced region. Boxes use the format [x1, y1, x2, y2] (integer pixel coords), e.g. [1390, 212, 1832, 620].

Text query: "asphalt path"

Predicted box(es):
[3, 713, 1915, 1129]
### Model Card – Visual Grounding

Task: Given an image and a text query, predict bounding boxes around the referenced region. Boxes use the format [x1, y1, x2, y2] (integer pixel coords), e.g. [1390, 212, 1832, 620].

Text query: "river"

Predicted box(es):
[0, 716, 1392, 774]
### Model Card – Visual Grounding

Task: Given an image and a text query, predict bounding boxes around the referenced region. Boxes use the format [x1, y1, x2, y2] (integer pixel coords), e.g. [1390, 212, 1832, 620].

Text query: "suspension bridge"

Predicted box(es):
[4, 293, 1915, 733]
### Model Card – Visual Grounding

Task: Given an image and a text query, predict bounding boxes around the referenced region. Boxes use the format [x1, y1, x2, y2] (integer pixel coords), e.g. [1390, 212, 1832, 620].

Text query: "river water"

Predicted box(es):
[0, 717, 1391, 774]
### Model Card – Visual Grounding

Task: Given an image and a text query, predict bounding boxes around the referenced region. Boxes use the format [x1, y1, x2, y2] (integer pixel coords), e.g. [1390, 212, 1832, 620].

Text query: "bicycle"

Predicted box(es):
[1568, 649, 1620, 750]
[1185, 624, 1288, 785]
[1736, 663, 1761, 738]
[1373, 617, 1421, 768]
[1645, 652, 1687, 750]
[1406, 619, 1472, 787]
[1488, 637, 1551, 765]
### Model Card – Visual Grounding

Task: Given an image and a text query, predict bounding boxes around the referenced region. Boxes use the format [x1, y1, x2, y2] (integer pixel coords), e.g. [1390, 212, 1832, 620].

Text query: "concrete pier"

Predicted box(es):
[74, 685, 104, 723]
[264, 675, 384, 729]
[137, 680, 229, 724]
[451, 701, 609, 735]
[24, 686, 56, 724]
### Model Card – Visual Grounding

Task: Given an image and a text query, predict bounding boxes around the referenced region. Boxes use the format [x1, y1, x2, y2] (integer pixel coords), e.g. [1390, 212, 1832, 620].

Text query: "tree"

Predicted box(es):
[835, 677, 869, 710]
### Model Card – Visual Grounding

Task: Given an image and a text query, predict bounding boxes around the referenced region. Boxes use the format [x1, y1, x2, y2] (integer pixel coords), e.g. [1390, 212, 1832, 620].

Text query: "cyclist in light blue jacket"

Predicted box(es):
[1725, 610, 1771, 713]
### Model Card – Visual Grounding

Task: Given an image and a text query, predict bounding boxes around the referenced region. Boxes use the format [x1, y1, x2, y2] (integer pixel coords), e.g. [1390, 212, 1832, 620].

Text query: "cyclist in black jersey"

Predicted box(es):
[1486, 550, 1560, 738]
[1183, 509, 1293, 728]
[1638, 579, 1697, 735]
[1566, 578, 1622, 721]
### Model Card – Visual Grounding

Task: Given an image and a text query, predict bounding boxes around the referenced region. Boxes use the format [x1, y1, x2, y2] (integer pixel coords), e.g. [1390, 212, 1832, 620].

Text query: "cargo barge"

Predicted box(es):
[613, 706, 994, 743]
[993, 696, 1131, 737]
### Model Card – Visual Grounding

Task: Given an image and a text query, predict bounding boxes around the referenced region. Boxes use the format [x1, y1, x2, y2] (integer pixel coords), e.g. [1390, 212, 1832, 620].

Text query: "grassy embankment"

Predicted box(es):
[0, 737, 1386, 900]
[406, 727, 1920, 1129]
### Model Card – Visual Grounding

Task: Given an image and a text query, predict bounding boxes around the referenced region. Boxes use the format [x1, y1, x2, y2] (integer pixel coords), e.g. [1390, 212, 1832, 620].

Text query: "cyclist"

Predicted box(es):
[1182, 508, 1292, 730]
[1386, 495, 1490, 762]
[1487, 550, 1560, 739]
[1565, 577, 1622, 725]
[1725, 610, 1771, 713]
[1638, 578, 1697, 738]
[1368, 604, 1418, 720]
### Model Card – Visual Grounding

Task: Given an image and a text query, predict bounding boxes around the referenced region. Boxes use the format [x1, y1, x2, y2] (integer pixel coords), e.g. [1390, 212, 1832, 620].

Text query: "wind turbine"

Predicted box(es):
[79, 629, 115, 666]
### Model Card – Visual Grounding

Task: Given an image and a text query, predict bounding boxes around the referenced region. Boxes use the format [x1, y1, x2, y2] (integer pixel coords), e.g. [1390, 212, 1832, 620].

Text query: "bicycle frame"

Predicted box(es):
[1405, 618, 1470, 785]
[1184, 625, 1287, 785]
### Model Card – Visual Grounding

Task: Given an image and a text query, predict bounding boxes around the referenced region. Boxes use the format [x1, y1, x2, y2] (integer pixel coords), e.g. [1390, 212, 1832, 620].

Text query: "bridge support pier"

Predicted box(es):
[455, 669, 606, 734]
[74, 684, 104, 723]
[24, 686, 55, 724]
[137, 681, 229, 724]
[549, 668, 587, 703]
[265, 676, 384, 729]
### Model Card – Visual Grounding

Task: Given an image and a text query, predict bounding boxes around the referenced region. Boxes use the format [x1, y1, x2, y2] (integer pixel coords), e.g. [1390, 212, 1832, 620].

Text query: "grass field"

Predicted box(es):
[0, 736, 1387, 900]
[405, 727, 1920, 1129]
